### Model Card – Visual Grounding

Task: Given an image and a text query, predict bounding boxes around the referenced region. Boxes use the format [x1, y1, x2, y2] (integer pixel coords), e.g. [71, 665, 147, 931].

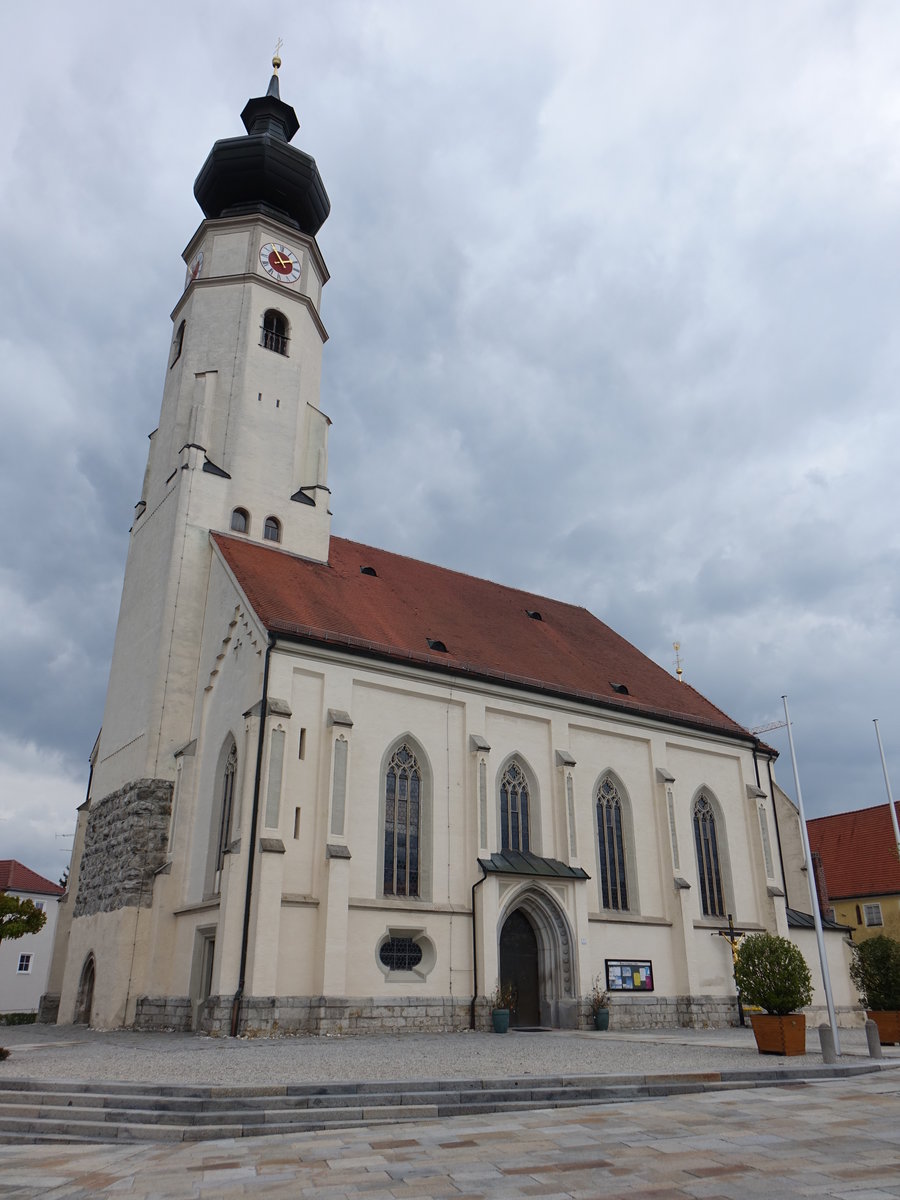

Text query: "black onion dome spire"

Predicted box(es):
[193, 63, 330, 235]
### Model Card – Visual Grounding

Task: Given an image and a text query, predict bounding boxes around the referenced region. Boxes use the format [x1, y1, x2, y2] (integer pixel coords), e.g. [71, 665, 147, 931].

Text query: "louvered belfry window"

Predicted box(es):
[597, 776, 628, 910]
[500, 761, 530, 853]
[383, 744, 421, 896]
[694, 793, 725, 917]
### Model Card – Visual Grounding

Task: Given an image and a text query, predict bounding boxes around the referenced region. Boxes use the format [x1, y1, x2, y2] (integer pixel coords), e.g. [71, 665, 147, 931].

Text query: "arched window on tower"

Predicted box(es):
[231, 508, 249, 534]
[170, 319, 186, 368]
[499, 760, 530, 853]
[264, 516, 281, 542]
[596, 775, 629, 911]
[693, 792, 725, 918]
[260, 309, 289, 355]
[383, 743, 422, 897]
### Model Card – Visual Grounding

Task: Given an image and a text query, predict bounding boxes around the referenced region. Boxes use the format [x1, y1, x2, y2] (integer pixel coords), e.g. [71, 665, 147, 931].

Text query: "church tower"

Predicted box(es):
[94, 60, 331, 805]
[52, 62, 333, 1027]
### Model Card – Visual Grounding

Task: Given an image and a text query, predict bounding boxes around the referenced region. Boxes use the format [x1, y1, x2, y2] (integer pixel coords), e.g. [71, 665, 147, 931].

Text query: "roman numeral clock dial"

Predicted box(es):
[260, 241, 301, 283]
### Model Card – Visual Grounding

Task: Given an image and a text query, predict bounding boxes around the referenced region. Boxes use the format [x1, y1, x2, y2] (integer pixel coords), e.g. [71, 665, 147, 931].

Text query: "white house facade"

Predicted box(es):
[1, 862, 63, 1015]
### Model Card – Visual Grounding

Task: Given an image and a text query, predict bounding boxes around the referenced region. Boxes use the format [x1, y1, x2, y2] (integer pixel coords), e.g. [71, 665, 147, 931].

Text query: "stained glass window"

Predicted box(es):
[694, 793, 725, 918]
[383, 744, 421, 896]
[597, 776, 628, 910]
[500, 761, 530, 853]
[379, 937, 423, 971]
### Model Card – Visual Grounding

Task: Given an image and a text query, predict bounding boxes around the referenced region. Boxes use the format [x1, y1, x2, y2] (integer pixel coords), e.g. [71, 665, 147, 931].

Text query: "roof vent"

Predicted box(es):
[610, 682, 629, 695]
[526, 609, 543, 621]
[360, 565, 377, 576]
[426, 638, 448, 653]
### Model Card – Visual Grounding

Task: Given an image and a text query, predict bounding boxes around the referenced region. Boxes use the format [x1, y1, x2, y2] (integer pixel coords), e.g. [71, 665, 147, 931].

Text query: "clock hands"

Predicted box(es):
[270, 247, 290, 271]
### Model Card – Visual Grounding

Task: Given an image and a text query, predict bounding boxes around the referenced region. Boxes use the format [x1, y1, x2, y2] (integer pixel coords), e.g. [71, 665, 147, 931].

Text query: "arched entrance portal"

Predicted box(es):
[500, 910, 540, 1026]
[497, 886, 578, 1028]
[74, 954, 95, 1025]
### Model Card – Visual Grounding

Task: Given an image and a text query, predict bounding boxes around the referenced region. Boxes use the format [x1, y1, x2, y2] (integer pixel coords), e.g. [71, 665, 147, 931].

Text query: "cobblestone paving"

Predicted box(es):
[1, 1070, 898, 1198]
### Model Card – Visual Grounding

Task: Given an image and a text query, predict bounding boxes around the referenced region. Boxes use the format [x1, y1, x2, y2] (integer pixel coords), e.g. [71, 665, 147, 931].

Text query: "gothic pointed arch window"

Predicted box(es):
[260, 309, 289, 355]
[207, 739, 238, 896]
[499, 759, 530, 853]
[383, 743, 422, 897]
[693, 791, 725, 918]
[596, 774, 629, 911]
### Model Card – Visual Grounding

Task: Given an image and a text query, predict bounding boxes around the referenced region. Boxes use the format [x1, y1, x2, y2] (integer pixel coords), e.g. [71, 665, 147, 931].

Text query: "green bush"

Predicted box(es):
[0, 1013, 37, 1027]
[733, 932, 813, 1016]
[849, 935, 900, 1011]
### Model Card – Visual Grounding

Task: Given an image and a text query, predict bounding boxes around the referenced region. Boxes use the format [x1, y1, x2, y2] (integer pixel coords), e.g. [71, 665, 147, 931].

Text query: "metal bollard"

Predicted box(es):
[818, 1022, 837, 1064]
[865, 1018, 883, 1059]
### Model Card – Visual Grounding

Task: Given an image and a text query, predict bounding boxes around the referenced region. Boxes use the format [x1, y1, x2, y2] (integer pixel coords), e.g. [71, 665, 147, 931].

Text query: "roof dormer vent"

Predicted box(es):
[360, 565, 377, 576]
[610, 682, 629, 695]
[426, 638, 448, 653]
[526, 610, 543, 621]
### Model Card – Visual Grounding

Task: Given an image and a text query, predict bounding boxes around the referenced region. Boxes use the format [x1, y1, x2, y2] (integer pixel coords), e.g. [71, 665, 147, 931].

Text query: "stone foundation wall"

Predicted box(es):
[128, 992, 748, 1035]
[579, 993, 741, 1030]
[37, 993, 60, 1024]
[74, 779, 173, 917]
[134, 996, 194, 1032]
[196, 995, 477, 1036]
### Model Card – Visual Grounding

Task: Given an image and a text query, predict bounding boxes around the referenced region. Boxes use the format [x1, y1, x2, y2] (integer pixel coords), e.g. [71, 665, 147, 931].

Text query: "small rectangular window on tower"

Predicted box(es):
[298, 728, 306, 759]
[17, 954, 32, 974]
[293, 807, 302, 840]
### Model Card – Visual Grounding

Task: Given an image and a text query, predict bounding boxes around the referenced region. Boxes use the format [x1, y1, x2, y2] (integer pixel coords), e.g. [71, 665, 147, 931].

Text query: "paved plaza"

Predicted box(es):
[0, 1025, 898, 1198]
[0, 1070, 898, 1199]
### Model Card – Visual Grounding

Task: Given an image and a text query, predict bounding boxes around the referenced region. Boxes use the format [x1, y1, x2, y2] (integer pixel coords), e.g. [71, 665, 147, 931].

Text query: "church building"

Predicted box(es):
[44, 63, 850, 1035]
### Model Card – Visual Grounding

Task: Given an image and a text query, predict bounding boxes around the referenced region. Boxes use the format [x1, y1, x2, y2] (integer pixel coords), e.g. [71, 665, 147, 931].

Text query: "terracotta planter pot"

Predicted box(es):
[750, 1013, 806, 1056]
[866, 1010, 900, 1046]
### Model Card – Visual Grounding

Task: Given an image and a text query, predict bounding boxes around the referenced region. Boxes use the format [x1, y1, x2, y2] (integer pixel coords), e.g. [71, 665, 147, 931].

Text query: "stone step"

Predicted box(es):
[0, 1063, 882, 1145]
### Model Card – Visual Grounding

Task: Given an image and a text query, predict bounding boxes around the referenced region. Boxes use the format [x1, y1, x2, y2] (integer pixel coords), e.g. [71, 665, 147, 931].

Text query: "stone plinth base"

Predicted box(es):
[37, 993, 60, 1024]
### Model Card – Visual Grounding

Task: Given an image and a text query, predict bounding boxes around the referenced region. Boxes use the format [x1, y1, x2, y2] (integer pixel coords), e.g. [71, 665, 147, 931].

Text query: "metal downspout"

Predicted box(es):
[230, 633, 275, 1037]
[470, 861, 488, 1029]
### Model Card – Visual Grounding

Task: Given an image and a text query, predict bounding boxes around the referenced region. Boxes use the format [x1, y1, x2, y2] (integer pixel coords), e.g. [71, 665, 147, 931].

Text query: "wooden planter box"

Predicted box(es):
[867, 1010, 900, 1046]
[750, 1013, 806, 1056]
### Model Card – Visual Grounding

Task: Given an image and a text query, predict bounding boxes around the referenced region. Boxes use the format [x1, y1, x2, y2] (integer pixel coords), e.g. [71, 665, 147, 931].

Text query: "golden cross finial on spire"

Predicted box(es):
[272, 37, 283, 73]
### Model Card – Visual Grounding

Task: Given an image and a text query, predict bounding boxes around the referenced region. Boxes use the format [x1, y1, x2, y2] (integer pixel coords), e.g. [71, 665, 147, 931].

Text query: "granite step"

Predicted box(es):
[0, 1062, 883, 1144]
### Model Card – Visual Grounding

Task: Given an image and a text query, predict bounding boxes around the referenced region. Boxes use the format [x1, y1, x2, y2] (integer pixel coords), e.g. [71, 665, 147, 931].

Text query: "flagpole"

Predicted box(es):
[873, 719, 900, 862]
[782, 695, 841, 1055]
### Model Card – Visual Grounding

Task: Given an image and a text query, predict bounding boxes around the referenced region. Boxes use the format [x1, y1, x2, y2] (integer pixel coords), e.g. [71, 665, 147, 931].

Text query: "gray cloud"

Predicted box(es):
[3, 0, 900, 880]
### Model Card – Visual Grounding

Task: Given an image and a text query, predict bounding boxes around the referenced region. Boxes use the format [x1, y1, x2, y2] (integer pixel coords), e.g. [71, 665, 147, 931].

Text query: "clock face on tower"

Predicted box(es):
[185, 250, 203, 287]
[260, 241, 302, 283]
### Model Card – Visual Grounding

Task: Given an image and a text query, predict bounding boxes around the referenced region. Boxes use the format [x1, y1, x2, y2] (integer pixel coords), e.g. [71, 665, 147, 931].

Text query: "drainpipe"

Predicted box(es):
[470, 861, 487, 1029]
[230, 633, 275, 1038]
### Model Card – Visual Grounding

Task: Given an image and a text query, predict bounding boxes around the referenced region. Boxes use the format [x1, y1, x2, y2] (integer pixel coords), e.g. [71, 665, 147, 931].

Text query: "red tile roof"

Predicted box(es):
[807, 802, 900, 899]
[0, 860, 64, 897]
[213, 533, 752, 740]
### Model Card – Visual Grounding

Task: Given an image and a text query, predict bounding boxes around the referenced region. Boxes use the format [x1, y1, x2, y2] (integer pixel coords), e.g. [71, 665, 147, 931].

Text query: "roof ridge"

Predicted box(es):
[808, 799, 900, 825]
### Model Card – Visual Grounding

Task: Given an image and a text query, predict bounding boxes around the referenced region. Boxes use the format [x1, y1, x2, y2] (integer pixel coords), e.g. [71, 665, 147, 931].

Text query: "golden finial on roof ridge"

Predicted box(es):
[273, 37, 283, 73]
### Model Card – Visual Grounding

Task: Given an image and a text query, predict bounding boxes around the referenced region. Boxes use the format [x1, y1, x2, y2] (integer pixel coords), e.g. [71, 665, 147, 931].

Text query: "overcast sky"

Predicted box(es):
[3, 1, 900, 884]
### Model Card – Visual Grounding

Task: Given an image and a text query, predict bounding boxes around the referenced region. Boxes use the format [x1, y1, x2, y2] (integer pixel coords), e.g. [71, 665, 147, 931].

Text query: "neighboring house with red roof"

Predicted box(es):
[807, 802, 900, 942]
[0, 861, 64, 1015]
[47, 68, 856, 1035]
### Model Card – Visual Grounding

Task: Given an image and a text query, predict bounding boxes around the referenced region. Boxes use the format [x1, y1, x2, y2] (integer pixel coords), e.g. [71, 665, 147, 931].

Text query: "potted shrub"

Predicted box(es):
[490, 982, 515, 1034]
[733, 932, 812, 1056]
[590, 976, 610, 1031]
[849, 934, 900, 1045]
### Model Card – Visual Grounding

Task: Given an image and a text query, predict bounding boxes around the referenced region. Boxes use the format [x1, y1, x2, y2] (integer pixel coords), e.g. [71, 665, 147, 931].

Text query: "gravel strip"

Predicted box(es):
[1, 1024, 896, 1087]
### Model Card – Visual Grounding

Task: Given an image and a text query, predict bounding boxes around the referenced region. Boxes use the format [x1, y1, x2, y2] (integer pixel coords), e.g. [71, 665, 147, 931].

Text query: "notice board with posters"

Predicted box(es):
[605, 960, 654, 992]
